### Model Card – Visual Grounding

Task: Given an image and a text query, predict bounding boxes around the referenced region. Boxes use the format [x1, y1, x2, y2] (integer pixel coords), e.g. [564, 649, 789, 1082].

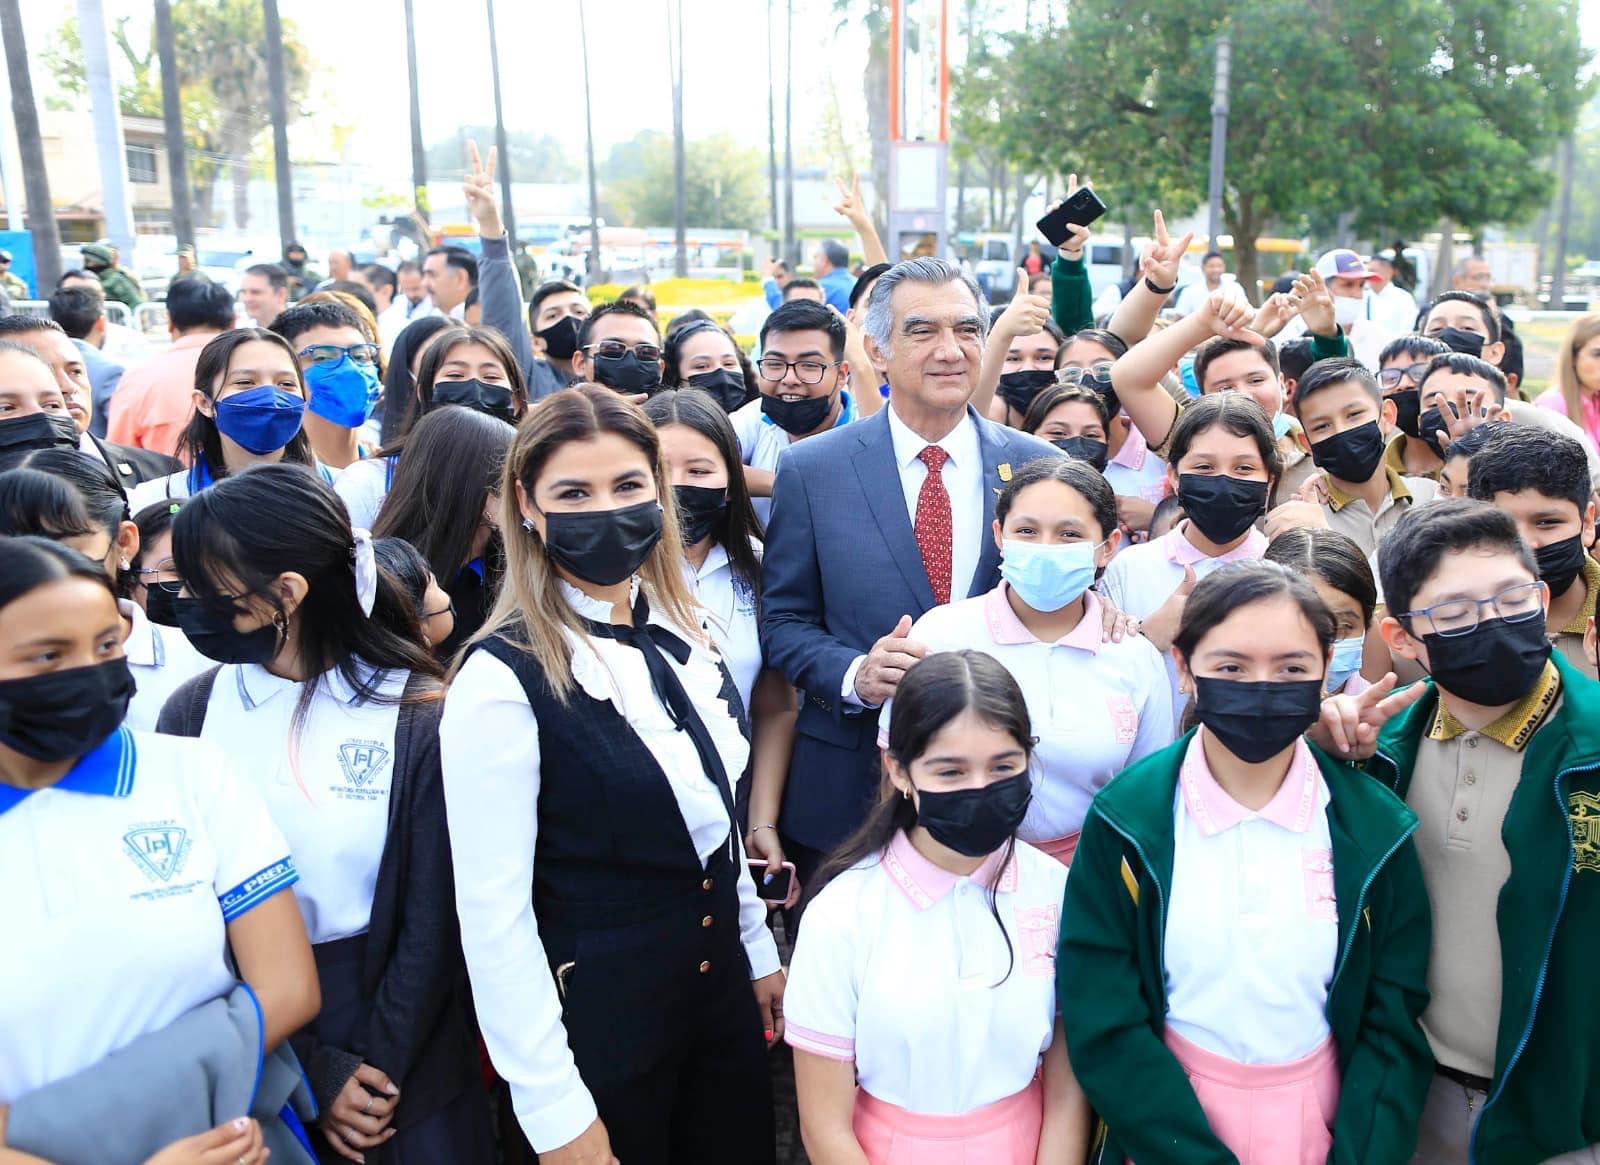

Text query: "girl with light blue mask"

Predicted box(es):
[1263, 526, 1379, 696]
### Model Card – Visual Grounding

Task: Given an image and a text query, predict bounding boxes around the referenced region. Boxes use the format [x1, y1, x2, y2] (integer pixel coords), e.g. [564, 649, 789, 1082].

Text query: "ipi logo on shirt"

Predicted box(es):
[123, 822, 192, 883]
[337, 740, 392, 790]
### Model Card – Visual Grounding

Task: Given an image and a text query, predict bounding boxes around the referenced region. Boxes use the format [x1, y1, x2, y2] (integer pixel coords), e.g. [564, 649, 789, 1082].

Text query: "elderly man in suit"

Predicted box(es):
[759, 256, 1065, 894]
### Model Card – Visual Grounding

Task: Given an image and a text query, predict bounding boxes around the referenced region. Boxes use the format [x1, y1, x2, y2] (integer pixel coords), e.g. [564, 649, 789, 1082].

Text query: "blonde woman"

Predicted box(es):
[439, 384, 785, 1165]
[1535, 311, 1600, 448]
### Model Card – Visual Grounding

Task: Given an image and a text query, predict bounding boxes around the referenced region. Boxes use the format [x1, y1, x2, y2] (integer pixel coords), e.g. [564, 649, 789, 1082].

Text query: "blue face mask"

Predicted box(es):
[304, 357, 380, 429]
[1271, 410, 1294, 440]
[1325, 635, 1365, 695]
[1000, 539, 1100, 613]
[212, 386, 307, 455]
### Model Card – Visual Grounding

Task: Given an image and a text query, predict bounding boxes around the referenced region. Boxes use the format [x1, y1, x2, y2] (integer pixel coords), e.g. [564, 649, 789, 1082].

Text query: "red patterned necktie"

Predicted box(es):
[915, 445, 953, 605]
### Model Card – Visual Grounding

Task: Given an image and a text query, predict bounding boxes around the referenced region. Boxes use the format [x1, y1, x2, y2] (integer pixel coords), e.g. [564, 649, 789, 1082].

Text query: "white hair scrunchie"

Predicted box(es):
[352, 528, 378, 617]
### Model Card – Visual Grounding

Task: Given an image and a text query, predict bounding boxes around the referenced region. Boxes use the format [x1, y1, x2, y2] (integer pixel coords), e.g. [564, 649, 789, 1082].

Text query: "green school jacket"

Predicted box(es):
[1059, 730, 1434, 1165]
[1368, 653, 1600, 1163]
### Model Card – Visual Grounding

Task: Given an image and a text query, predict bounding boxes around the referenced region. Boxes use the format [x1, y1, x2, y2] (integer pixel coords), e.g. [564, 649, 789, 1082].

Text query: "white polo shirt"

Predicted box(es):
[1164, 730, 1337, 1064]
[199, 662, 405, 945]
[1102, 424, 1170, 506]
[0, 727, 296, 1102]
[1099, 521, 1269, 729]
[784, 831, 1067, 1116]
[882, 587, 1173, 842]
[332, 455, 394, 532]
[120, 599, 210, 731]
[686, 539, 763, 722]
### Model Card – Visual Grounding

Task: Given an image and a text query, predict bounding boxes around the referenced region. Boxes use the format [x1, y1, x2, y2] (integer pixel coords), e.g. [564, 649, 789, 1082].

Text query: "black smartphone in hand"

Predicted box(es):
[1037, 187, 1108, 246]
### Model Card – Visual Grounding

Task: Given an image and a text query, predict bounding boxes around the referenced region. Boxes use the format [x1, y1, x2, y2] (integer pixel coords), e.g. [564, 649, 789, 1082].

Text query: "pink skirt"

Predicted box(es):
[1162, 1028, 1340, 1165]
[1034, 831, 1081, 866]
[853, 1077, 1043, 1165]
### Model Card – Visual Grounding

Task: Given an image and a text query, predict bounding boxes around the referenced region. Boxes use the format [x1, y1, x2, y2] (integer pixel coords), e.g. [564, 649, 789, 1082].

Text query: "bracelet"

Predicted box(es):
[748, 824, 778, 836]
[1144, 276, 1176, 296]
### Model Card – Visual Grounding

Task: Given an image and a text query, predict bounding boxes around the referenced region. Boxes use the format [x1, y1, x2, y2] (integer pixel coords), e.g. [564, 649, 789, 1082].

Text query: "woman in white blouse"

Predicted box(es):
[441, 383, 785, 1165]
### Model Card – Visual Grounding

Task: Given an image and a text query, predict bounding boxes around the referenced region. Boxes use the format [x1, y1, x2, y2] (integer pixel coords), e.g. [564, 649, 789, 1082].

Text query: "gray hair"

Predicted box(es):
[864, 257, 989, 355]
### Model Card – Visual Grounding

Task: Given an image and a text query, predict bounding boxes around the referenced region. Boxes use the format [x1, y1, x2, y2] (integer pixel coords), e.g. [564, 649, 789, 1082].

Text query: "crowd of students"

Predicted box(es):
[2, 159, 1600, 1165]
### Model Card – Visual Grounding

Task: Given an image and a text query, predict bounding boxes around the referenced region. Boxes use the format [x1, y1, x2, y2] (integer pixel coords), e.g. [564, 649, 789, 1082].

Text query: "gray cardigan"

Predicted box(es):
[478, 232, 569, 400]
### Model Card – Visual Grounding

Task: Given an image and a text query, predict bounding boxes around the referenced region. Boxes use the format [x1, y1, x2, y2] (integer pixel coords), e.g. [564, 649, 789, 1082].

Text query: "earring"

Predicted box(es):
[119, 559, 131, 571]
[521, 516, 534, 533]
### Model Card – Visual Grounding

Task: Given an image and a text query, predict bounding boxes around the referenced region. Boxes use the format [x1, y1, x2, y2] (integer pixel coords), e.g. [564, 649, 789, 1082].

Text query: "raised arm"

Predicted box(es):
[1107, 209, 1194, 348]
[974, 269, 1051, 419]
[463, 140, 537, 382]
[832, 176, 889, 268]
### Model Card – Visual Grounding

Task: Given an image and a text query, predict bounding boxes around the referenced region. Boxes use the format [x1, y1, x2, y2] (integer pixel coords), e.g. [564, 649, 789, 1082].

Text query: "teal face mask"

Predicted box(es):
[1000, 539, 1101, 613]
[1325, 635, 1365, 695]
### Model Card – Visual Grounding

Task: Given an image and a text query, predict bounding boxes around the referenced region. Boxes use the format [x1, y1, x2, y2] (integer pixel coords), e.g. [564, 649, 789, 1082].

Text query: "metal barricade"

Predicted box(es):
[103, 301, 131, 327]
[134, 301, 169, 337]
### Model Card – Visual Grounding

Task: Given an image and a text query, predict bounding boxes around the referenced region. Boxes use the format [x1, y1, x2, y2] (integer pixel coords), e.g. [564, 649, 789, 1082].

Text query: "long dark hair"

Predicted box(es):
[370, 536, 432, 648]
[661, 318, 757, 407]
[413, 325, 529, 419]
[642, 388, 765, 598]
[1020, 383, 1111, 435]
[380, 315, 454, 441]
[6, 449, 133, 593]
[0, 535, 118, 613]
[180, 329, 316, 475]
[0, 468, 96, 541]
[172, 463, 443, 740]
[1166, 391, 1283, 487]
[1172, 560, 1335, 669]
[1263, 527, 1378, 627]
[810, 650, 1033, 980]
[372, 405, 514, 586]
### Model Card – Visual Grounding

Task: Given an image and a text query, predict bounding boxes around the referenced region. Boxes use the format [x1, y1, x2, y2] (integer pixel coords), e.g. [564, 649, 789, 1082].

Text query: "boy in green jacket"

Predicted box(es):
[1371, 498, 1600, 1163]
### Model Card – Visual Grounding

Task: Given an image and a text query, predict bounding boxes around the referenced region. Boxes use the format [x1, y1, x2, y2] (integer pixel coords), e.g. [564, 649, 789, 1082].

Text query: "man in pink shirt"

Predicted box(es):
[107, 277, 236, 461]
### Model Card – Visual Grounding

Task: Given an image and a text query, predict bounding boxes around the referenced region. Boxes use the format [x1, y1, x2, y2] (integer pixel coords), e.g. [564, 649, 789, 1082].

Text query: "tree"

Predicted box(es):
[603, 132, 768, 230]
[425, 129, 578, 184]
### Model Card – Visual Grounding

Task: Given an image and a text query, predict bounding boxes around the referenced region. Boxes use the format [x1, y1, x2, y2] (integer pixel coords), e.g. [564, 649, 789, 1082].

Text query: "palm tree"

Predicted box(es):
[153, 0, 195, 248]
[486, 0, 517, 249]
[263, 0, 295, 249]
[578, 0, 603, 285]
[0, 0, 62, 288]
[404, 0, 427, 224]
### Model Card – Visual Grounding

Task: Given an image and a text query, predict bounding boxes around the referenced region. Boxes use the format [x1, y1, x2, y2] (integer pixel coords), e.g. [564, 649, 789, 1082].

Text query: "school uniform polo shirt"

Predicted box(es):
[119, 599, 210, 731]
[1101, 424, 1169, 506]
[1165, 731, 1338, 1064]
[0, 728, 296, 1102]
[1550, 556, 1600, 680]
[1409, 661, 1561, 1081]
[1322, 466, 1439, 557]
[731, 390, 857, 525]
[784, 831, 1067, 1115]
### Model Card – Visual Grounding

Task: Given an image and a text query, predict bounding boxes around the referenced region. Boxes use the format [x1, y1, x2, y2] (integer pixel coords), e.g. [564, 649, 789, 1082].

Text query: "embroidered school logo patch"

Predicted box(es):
[124, 825, 191, 882]
[338, 741, 392, 789]
[1015, 905, 1059, 977]
[1570, 790, 1600, 874]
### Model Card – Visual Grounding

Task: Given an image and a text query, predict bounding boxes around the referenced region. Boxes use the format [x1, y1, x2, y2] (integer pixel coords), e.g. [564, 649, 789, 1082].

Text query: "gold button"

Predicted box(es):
[698, 960, 711, 973]
[701, 915, 714, 928]
[702, 878, 714, 891]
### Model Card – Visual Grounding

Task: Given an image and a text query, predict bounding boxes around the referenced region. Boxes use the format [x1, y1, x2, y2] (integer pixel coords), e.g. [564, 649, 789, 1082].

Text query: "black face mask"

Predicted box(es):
[1081, 369, 1121, 420]
[143, 585, 179, 628]
[1421, 615, 1551, 707]
[673, 484, 727, 547]
[761, 391, 834, 436]
[913, 772, 1032, 858]
[431, 377, 517, 423]
[1433, 327, 1485, 358]
[1310, 420, 1387, 484]
[1052, 436, 1110, 472]
[1191, 676, 1324, 765]
[1535, 535, 1588, 599]
[1387, 388, 1421, 438]
[0, 658, 135, 762]
[0, 412, 79, 453]
[542, 499, 663, 586]
[592, 352, 662, 396]
[538, 316, 583, 361]
[996, 370, 1056, 418]
[1417, 406, 1451, 460]
[1175, 473, 1269, 546]
[172, 597, 283, 665]
[685, 369, 747, 413]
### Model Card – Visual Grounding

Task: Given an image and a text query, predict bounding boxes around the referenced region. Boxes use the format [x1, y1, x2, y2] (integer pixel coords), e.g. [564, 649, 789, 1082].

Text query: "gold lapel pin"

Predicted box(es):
[998, 463, 1013, 482]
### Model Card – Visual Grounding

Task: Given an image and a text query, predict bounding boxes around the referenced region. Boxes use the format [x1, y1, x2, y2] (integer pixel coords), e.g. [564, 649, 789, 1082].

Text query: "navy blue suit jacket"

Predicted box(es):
[759, 405, 1063, 852]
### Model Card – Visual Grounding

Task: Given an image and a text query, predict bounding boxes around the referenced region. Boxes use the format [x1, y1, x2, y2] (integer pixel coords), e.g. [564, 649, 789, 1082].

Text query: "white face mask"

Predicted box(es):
[1333, 295, 1364, 328]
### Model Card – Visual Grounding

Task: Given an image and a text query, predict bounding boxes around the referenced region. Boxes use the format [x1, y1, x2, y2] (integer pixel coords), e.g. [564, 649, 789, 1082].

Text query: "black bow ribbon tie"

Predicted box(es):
[583, 593, 736, 827]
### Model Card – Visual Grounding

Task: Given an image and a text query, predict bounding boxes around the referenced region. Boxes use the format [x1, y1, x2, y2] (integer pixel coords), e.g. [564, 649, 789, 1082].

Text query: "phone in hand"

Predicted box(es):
[749, 860, 798, 905]
[1037, 187, 1108, 246]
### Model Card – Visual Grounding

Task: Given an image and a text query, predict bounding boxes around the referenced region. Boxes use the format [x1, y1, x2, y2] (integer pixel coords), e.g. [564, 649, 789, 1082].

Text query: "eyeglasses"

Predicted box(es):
[757, 357, 839, 385]
[1377, 363, 1431, 390]
[422, 598, 456, 620]
[1056, 362, 1115, 385]
[1400, 581, 1545, 638]
[299, 343, 380, 366]
[134, 561, 181, 594]
[585, 340, 662, 363]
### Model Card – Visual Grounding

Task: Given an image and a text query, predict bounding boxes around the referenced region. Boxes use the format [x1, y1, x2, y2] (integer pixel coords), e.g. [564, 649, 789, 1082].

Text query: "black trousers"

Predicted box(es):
[544, 845, 776, 1164]
[778, 833, 830, 935]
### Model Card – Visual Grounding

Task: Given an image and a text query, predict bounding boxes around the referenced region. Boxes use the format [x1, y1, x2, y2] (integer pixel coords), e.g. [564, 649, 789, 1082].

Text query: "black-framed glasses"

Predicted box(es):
[299, 343, 380, 366]
[1056, 362, 1115, 385]
[422, 598, 456, 620]
[585, 340, 662, 363]
[1400, 581, 1545, 637]
[757, 357, 839, 385]
[1378, 363, 1430, 390]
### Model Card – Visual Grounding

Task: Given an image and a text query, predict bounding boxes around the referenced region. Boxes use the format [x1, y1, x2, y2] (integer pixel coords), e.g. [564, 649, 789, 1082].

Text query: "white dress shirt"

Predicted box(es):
[685, 539, 763, 722]
[440, 581, 780, 1152]
[784, 831, 1066, 1114]
[119, 599, 210, 731]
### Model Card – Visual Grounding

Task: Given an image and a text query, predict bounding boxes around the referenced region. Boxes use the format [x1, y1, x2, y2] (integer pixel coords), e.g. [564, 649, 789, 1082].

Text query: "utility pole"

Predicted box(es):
[403, 0, 429, 228]
[153, 0, 194, 249]
[578, 0, 603, 286]
[79, 0, 135, 260]
[0, 0, 62, 289]
[783, 0, 795, 267]
[1205, 28, 1231, 253]
[486, 0, 517, 249]
[669, 0, 687, 276]
[766, 0, 779, 246]
[1549, 134, 1575, 311]
[263, 0, 295, 251]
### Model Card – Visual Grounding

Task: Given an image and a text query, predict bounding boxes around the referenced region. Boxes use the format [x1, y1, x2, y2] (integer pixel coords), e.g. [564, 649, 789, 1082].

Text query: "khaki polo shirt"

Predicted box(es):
[1385, 431, 1441, 482]
[1325, 467, 1441, 557]
[1409, 661, 1562, 1079]
[1550, 557, 1600, 681]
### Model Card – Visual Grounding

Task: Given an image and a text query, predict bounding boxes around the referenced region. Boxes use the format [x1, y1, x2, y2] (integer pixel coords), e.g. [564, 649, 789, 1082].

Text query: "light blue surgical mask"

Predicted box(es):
[1325, 635, 1365, 695]
[1000, 539, 1101, 613]
[1271, 410, 1294, 440]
